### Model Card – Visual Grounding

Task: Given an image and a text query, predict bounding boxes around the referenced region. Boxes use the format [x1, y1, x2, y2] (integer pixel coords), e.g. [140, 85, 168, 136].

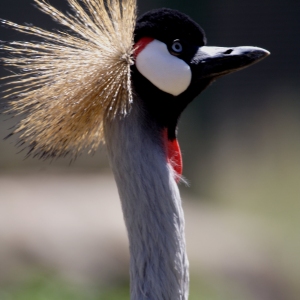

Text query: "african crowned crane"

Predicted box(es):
[1, 0, 269, 299]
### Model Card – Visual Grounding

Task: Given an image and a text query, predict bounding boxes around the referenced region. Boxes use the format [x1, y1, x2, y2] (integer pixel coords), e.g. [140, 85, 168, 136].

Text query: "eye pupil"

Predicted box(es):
[171, 40, 183, 54]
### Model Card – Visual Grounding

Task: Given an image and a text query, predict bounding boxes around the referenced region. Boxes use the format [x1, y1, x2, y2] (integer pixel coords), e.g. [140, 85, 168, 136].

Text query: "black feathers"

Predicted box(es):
[134, 8, 206, 46]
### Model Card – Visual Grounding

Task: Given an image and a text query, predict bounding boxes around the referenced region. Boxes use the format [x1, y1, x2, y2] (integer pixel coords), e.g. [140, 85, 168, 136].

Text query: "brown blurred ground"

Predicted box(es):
[0, 172, 297, 300]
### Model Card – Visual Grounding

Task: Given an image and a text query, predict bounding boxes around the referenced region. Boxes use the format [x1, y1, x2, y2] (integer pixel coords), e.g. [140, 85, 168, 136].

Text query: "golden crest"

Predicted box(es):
[1, 0, 136, 158]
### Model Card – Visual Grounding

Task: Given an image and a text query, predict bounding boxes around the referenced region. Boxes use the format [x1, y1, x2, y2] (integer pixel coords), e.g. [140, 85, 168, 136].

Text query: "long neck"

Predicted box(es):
[104, 99, 189, 300]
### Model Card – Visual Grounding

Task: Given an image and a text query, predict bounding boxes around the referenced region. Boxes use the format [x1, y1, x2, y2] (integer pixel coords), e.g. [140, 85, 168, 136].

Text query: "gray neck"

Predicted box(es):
[104, 99, 189, 300]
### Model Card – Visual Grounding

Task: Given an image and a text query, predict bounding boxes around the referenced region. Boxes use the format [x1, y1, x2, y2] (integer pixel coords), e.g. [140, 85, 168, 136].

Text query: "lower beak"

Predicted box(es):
[191, 46, 270, 79]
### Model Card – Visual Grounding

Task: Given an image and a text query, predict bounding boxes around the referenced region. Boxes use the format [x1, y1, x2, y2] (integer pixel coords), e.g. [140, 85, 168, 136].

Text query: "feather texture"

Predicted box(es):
[1, 0, 136, 158]
[104, 98, 189, 299]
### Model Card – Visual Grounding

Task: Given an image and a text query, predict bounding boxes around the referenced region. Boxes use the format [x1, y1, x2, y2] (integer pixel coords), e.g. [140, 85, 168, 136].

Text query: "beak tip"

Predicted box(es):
[256, 47, 270, 58]
[242, 46, 270, 60]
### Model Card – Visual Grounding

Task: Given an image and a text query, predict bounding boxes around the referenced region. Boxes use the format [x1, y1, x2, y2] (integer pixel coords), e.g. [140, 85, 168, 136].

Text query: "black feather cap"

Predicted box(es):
[134, 8, 207, 46]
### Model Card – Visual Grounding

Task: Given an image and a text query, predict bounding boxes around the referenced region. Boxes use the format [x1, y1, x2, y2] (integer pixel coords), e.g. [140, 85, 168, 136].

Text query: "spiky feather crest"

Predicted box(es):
[1, 0, 136, 158]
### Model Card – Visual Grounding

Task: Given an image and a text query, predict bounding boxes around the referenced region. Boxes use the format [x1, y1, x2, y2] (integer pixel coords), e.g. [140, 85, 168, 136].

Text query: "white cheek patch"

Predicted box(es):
[135, 39, 192, 96]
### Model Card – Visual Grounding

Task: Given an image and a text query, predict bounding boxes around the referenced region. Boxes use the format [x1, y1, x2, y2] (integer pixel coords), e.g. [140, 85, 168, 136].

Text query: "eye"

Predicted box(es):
[171, 40, 183, 55]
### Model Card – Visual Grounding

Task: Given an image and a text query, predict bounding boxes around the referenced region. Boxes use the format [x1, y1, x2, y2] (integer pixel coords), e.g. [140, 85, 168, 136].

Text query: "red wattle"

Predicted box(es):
[134, 37, 154, 58]
[163, 129, 183, 182]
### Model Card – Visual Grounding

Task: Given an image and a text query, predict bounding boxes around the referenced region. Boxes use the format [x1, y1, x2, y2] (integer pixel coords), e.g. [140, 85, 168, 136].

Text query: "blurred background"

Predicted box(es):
[0, 0, 299, 299]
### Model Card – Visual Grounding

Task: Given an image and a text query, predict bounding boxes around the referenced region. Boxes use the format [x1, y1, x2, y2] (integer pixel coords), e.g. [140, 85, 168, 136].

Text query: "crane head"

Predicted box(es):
[133, 8, 269, 132]
[131, 8, 269, 179]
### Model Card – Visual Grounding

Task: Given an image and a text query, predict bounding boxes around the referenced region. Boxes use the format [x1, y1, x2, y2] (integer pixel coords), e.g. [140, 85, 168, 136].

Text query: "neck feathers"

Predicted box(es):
[104, 100, 189, 300]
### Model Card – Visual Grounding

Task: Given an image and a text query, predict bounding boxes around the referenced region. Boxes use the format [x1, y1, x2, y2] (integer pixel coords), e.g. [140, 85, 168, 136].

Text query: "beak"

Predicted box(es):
[190, 46, 270, 79]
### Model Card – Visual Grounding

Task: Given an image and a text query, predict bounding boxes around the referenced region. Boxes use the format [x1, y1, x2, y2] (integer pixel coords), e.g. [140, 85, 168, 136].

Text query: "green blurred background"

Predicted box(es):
[0, 0, 299, 299]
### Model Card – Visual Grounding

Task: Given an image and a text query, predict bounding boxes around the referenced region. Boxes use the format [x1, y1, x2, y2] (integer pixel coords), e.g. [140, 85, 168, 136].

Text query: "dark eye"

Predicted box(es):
[171, 40, 183, 55]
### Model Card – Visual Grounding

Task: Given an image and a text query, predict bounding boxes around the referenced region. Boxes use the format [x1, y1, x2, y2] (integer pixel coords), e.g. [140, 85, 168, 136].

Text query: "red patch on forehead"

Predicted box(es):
[134, 37, 154, 59]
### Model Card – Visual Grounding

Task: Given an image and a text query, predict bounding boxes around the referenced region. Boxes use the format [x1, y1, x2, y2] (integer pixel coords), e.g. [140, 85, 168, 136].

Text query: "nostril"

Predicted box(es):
[224, 49, 233, 55]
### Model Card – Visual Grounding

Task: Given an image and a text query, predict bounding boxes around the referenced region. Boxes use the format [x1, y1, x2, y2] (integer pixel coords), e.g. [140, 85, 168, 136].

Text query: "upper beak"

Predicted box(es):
[191, 46, 270, 79]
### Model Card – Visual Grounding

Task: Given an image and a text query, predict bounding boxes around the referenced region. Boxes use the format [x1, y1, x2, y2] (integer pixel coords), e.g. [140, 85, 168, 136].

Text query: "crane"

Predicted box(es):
[1, 1, 269, 299]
